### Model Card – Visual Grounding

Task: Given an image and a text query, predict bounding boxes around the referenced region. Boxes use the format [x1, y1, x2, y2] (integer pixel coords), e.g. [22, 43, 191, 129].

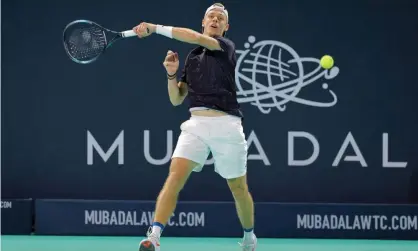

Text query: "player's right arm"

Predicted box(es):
[164, 50, 188, 106]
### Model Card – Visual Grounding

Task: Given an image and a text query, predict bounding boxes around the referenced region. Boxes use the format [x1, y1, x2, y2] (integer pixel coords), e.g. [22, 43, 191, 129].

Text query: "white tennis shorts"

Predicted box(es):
[172, 115, 248, 179]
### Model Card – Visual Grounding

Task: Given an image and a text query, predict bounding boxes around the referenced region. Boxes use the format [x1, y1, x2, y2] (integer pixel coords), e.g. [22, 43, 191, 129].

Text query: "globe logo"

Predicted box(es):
[235, 36, 340, 114]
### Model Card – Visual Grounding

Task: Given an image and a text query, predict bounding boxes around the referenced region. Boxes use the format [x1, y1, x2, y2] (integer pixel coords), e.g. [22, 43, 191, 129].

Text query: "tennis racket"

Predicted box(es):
[62, 19, 145, 64]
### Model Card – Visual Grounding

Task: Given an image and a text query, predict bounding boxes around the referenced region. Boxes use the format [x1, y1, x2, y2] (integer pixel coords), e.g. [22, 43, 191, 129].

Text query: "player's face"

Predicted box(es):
[202, 9, 229, 37]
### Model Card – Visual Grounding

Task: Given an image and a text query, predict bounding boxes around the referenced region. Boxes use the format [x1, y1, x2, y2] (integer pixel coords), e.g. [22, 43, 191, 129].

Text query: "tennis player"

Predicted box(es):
[133, 3, 257, 251]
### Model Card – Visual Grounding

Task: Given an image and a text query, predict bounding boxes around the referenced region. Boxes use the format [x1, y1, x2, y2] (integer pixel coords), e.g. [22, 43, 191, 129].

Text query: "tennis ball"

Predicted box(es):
[320, 55, 334, 69]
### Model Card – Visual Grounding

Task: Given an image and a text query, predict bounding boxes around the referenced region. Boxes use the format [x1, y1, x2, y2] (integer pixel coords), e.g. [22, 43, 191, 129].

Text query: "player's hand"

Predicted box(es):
[163, 50, 179, 76]
[133, 22, 155, 38]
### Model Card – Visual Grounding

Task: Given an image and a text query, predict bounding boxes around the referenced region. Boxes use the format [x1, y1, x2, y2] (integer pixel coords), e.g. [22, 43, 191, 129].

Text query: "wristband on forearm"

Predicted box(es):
[167, 72, 176, 80]
[156, 25, 173, 39]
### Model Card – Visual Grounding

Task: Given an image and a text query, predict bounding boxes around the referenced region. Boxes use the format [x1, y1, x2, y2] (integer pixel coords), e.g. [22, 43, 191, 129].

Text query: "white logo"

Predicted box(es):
[235, 36, 340, 114]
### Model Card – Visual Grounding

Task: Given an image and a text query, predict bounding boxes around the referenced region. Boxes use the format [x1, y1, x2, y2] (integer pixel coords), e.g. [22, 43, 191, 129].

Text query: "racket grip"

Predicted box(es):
[121, 30, 137, 38]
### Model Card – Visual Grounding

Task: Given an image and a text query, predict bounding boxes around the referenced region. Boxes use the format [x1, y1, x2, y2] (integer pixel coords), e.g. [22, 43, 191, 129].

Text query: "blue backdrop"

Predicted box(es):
[2, 0, 418, 204]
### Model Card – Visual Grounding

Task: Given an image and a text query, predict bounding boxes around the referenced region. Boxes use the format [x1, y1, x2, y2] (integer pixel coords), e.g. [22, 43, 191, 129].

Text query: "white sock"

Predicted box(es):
[243, 229, 254, 240]
[151, 226, 162, 238]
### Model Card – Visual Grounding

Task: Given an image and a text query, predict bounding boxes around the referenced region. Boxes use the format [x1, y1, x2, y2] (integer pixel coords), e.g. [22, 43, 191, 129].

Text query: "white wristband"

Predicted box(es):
[156, 25, 173, 38]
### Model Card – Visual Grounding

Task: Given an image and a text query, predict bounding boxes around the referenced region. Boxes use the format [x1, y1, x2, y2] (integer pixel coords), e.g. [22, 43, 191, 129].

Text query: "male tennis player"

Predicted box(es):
[133, 3, 257, 251]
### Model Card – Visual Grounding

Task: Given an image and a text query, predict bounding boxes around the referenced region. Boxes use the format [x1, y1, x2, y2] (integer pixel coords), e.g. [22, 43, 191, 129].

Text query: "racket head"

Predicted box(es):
[62, 20, 112, 64]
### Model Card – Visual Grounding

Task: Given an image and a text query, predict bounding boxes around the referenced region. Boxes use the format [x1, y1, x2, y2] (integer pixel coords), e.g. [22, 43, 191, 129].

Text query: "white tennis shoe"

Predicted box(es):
[239, 233, 257, 251]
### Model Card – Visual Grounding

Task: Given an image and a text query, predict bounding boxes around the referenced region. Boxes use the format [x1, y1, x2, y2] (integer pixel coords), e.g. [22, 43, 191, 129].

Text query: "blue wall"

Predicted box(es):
[2, 0, 418, 203]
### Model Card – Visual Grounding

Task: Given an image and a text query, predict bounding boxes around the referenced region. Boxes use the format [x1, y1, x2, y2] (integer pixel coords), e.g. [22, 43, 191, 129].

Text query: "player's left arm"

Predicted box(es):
[134, 23, 226, 51]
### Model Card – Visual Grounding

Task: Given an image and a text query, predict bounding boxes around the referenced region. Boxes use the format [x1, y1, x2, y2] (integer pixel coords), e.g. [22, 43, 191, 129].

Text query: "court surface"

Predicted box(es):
[1, 235, 417, 251]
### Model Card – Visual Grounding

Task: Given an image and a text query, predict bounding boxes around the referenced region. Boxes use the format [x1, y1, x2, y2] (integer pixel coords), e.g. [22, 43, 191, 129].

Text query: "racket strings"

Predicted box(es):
[65, 25, 107, 62]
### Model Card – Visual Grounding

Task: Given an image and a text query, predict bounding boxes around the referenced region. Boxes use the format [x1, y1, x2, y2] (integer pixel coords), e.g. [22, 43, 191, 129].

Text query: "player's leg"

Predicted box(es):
[139, 126, 209, 251]
[227, 175, 257, 250]
[152, 157, 198, 231]
[139, 158, 197, 251]
[227, 175, 254, 230]
[209, 116, 257, 250]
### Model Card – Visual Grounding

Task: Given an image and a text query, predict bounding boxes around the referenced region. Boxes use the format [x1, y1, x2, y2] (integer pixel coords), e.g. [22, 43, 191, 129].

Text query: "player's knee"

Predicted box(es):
[166, 171, 188, 193]
[227, 176, 249, 200]
[160, 177, 181, 197]
[162, 158, 197, 194]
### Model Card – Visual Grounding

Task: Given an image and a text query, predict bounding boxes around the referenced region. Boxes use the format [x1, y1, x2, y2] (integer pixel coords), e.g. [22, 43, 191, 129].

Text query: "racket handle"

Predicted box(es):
[121, 30, 137, 38]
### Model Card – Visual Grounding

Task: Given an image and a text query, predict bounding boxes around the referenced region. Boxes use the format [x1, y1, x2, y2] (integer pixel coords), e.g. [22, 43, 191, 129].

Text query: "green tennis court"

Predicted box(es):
[1, 236, 417, 251]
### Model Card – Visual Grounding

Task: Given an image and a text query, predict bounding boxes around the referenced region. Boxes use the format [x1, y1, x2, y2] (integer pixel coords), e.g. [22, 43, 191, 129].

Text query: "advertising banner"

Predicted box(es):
[35, 199, 418, 239]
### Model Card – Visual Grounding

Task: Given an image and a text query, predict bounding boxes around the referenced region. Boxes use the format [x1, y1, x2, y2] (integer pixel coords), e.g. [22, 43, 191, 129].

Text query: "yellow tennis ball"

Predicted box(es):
[320, 55, 334, 69]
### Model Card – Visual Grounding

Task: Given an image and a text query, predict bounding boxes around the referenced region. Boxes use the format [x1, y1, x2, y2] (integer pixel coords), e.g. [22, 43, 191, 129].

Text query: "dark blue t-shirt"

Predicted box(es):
[179, 36, 243, 118]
